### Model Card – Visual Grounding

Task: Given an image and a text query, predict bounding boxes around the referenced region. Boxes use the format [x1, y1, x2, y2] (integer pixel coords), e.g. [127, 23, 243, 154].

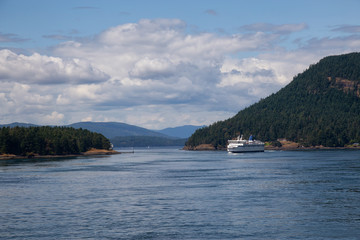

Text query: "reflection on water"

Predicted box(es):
[1, 148, 359, 239]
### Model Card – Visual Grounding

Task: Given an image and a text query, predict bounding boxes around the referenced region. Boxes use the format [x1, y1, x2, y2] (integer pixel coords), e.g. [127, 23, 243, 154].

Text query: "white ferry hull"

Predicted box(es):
[227, 145, 264, 153]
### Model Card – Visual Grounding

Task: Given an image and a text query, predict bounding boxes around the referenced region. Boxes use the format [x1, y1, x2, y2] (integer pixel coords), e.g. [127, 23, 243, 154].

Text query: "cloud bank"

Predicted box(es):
[0, 49, 108, 84]
[1, 19, 359, 128]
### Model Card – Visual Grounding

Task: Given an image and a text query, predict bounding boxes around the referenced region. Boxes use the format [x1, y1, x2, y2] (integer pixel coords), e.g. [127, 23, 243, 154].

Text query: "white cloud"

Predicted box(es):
[44, 111, 64, 124]
[0, 82, 58, 124]
[1, 18, 359, 128]
[0, 49, 109, 84]
[129, 57, 176, 79]
[81, 116, 93, 122]
[9, 83, 53, 105]
[48, 19, 282, 115]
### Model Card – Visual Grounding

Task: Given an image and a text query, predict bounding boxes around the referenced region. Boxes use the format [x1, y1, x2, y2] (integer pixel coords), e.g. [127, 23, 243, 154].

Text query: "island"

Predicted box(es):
[0, 126, 120, 160]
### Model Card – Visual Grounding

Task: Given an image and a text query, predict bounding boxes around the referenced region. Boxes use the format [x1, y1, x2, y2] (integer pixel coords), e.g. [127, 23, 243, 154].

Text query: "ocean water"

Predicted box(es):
[0, 148, 359, 239]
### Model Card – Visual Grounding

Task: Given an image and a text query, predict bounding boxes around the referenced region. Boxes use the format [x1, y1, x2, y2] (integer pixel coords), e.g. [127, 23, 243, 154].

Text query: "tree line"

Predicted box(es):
[0, 126, 111, 156]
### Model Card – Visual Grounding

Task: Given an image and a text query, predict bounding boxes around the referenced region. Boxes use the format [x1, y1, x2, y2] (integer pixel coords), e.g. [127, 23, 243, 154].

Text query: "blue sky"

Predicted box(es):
[2, 0, 358, 50]
[1, 0, 360, 129]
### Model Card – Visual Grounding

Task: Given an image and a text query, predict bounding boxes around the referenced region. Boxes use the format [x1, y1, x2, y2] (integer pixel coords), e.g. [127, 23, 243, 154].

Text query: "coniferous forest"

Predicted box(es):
[0, 126, 111, 156]
[186, 52, 360, 149]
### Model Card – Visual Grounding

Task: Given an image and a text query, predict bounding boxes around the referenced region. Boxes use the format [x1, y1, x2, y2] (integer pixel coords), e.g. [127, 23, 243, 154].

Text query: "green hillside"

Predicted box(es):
[185, 52, 360, 149]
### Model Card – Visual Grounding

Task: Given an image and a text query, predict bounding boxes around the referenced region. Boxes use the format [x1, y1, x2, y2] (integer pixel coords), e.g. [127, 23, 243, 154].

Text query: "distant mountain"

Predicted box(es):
[0, 122, 38, 128]
[154, 125, 206, 138]
[186, 52, 360, 149]
[68, 122, 204, 146]
[67, 122, 170, 139]
[0, 121, 204, 147]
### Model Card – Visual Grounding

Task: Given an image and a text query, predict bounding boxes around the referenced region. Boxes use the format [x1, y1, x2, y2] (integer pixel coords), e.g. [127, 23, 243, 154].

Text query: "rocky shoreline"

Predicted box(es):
[0, 148, 121, 160]
[183, 140, 360, 151]
[265, 140, 360, 151]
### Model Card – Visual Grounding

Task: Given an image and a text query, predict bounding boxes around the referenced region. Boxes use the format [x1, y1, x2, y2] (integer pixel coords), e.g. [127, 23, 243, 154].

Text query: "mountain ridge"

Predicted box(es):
[0, 122, 204, 143]
[153, 125, 206, 138]
[67, 121, 170, 139]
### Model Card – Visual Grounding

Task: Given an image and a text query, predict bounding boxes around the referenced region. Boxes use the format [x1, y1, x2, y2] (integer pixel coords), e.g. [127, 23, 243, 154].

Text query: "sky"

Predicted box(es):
[0, 0, 360, 129]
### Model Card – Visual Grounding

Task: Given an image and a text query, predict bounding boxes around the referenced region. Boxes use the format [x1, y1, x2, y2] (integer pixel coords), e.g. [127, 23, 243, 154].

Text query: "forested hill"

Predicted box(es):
[0, 126, 111, 156]
[185, 52, 360, 149]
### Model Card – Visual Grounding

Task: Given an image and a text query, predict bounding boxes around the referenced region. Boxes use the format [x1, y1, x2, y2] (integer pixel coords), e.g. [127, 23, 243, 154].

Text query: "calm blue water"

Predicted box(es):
[1, 148, 359, 239]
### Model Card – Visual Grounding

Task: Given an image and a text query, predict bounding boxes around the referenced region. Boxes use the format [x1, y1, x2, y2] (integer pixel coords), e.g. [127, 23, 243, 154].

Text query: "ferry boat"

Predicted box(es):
[227, 135, 264, 153]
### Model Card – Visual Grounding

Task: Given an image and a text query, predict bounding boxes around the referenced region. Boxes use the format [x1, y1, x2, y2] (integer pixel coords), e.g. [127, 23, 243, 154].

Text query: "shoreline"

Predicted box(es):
[0, 149, 122, 160]
[183, 144, 360, 151]
[184, 139, 360, 151]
